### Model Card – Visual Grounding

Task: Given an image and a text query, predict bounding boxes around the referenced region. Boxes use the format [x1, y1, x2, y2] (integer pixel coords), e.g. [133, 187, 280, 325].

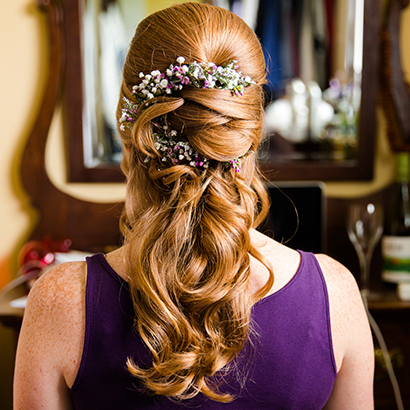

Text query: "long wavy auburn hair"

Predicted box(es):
[116, 2, 274, 402]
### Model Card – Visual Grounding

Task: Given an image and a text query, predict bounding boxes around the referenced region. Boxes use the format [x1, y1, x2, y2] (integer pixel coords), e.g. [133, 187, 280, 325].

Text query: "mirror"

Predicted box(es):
[62, 0, 381, 182]
[259, 0, 363, 162]
[380, 0, 410, 152]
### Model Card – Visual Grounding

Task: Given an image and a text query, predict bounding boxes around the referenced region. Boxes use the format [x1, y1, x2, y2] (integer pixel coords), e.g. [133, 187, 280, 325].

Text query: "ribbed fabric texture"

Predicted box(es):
[70, 251, 336, 409]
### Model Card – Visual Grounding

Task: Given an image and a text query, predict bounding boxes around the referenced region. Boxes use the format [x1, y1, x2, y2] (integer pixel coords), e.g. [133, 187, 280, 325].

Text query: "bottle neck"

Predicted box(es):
[395, 152, 410, 183]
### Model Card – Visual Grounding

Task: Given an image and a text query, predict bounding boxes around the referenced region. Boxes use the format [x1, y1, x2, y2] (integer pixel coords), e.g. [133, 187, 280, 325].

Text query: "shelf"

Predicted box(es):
[368, 290, 410, 310]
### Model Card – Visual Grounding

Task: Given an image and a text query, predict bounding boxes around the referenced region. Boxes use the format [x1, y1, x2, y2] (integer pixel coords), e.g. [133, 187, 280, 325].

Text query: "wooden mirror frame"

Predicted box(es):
[59, 0, 382, 183]
[21, 0, 123, 251]
[380, 0, 410, 152]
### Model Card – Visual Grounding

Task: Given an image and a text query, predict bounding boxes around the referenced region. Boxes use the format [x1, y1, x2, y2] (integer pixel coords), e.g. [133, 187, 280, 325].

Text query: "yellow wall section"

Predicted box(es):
[0, 1, 45, 285]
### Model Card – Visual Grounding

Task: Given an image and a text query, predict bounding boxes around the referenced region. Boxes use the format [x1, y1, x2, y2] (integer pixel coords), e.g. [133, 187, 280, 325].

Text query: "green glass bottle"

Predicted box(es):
[382, 152, 410, 282]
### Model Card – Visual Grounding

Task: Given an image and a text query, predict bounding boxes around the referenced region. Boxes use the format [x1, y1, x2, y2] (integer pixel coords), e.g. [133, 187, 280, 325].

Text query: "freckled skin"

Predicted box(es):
[14, 262, 86, 409]
[13, 231, 374, 409]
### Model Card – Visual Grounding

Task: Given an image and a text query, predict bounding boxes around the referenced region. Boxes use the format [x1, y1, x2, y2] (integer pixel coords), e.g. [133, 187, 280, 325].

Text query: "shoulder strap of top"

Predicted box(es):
[71, 253, 129, 392]
[252, 250, 337, 373]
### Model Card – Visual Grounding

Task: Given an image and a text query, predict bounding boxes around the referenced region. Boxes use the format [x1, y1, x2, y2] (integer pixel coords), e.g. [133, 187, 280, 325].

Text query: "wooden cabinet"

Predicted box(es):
[371, 307, 410, 409]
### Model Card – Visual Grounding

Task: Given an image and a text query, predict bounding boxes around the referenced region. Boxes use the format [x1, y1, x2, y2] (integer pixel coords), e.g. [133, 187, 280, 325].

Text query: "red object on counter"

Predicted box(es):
[18, 237, 72, 275]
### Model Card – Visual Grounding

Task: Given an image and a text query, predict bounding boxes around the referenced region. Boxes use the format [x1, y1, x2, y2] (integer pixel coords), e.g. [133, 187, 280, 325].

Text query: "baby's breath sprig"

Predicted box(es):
[119, 97, 139, 129]
[148, 122, 250, 172]
[229, 150, 253, 172]
[152, 123, 209, 170]
[143, 120, 249, 172]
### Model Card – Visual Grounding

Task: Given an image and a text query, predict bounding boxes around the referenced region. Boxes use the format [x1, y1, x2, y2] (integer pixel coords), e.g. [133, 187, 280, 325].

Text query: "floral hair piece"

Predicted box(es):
[150, 123, 253, 172]
[119, 57, 255, 172]
[152, 123, 209, 170]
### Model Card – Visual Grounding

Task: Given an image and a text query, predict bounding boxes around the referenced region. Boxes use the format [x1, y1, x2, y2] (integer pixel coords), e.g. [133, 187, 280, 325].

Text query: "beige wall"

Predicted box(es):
[1, 0, 410, 407]
[0, 3, 42, 408]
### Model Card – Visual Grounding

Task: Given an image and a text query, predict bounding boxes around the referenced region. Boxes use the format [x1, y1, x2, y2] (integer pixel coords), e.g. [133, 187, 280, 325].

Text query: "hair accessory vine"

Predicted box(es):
[119, 57, 255, 172]
[152, 123, 209, 170]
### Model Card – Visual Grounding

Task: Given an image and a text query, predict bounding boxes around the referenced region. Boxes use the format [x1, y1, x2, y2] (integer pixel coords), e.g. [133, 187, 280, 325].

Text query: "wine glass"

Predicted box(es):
[346, 203, 384, 303]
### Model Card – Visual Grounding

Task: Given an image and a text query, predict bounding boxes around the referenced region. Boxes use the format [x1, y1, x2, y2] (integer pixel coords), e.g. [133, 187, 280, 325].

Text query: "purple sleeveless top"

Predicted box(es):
[70, 252, 336, 409]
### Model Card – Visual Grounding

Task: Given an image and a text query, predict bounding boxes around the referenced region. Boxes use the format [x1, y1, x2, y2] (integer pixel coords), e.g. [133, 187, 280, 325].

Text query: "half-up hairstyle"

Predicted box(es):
[116, 2, 273, 402]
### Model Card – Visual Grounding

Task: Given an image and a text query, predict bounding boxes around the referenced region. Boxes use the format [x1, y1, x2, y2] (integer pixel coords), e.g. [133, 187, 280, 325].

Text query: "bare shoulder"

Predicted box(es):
[21, 260, 87, 359]
[14, 262, 87, 408]
[315, 253, 360, 298]
[24, 260, 87, 372]
[314, 253, 365, 347]
[314, 253, 367, 328]
[315, 254, 374, 409]
[28, 261, 86, 309]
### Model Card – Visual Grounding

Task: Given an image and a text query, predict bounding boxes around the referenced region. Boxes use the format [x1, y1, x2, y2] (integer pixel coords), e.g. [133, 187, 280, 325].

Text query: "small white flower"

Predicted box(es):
[176, 56, 185, 64]
[147, 93, 154, 99]
[166, 88, 172, 94]
[166, 69, 173, 76]
[139, 72, 144, 78]
[151, 87, 157, 93]
[145, 74, 152, 80]
[141, 89, 148, 95]
[179, 155, 184, 160]
[142, 79, 149, 85]
[160, 79, 168, 88]
[245, 76, 251, 83]
[182, 65, 188, 73]
[170, 130, 177, 137]
[151, 70, 161, 77]
[120, 124, 125, 131]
